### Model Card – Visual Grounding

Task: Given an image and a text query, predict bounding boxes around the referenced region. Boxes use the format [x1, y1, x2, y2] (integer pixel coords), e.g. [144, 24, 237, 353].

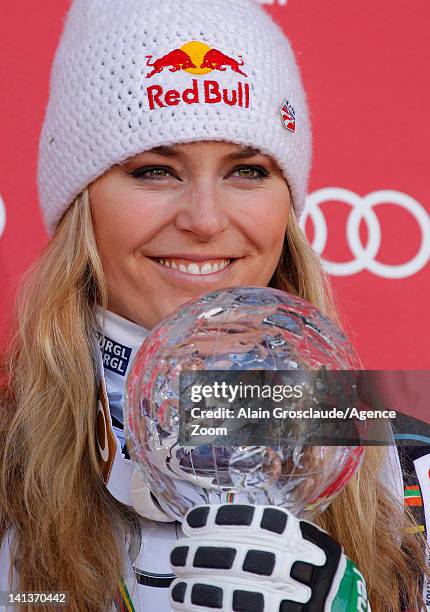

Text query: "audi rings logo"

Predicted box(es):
[0, 194, 5, 239]
[301, 188, 430, 278]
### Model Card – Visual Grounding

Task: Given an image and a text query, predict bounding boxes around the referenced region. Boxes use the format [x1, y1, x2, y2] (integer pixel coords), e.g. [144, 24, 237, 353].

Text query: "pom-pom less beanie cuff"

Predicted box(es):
[37, 0, 312, 235]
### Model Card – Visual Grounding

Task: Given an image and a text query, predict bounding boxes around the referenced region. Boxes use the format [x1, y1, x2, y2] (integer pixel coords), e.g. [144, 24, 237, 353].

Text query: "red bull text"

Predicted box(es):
[147, 78, 250, 110]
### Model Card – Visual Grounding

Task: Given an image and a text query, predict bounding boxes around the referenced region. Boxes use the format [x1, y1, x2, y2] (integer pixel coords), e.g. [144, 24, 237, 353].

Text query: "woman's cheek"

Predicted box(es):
[101, 198, 155, 246]
[255, 212, 287, 251]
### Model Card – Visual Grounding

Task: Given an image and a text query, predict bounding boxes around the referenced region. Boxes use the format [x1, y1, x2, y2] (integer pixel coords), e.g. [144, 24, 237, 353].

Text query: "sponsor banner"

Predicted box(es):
[1, 0, 429, 368]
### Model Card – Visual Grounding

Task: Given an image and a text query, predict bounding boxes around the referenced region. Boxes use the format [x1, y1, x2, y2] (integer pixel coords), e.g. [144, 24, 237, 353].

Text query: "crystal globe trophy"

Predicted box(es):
[124, 287, 364, 522]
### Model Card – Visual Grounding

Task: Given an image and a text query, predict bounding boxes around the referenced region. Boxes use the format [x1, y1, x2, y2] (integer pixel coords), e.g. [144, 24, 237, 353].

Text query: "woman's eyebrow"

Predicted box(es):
[226, 147, 261, 160]
[149, 145, 179, 157]
[146, 145, 262, 159]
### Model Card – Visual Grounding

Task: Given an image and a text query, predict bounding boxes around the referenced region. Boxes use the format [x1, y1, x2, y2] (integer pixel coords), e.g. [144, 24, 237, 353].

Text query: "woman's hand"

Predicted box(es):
[169, 504, 370, 611]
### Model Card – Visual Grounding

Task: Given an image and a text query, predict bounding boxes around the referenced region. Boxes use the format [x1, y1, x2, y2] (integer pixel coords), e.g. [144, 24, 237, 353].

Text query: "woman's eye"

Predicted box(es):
[128, 165, 269, 181]
[129, 166, 173, 180]
[232, 166, 269, 180]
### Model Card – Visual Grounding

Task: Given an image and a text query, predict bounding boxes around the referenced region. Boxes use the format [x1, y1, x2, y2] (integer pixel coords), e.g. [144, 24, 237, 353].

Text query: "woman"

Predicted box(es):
[0, 0, 428, 610]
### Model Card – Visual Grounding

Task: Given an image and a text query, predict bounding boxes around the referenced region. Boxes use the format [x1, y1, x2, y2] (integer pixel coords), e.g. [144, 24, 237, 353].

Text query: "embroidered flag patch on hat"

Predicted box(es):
[281, 99, 296, 132]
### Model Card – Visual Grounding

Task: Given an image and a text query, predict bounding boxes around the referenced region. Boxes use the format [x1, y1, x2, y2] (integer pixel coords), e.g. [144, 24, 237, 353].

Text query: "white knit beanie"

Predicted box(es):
[37, 0, 312, 235]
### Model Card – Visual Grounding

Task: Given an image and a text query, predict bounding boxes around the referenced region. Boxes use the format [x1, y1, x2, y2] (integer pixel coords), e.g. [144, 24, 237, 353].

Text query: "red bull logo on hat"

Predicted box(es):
[145, 40, 250, 111]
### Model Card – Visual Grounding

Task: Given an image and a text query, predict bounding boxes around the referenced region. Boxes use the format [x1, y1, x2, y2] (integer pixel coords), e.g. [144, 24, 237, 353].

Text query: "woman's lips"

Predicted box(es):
[148, 256, 240, 288]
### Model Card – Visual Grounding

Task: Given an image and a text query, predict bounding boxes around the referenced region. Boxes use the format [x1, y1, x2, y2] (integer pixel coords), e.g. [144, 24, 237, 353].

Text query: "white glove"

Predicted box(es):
[169, 504, 371, 611]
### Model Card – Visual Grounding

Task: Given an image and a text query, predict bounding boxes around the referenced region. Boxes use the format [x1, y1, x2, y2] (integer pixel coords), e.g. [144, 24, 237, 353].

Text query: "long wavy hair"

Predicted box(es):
[0, 187, 428, 611]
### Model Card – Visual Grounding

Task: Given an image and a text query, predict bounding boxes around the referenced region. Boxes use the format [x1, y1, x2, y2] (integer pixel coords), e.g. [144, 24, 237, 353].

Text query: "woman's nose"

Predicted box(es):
[174, 182, 229, 240]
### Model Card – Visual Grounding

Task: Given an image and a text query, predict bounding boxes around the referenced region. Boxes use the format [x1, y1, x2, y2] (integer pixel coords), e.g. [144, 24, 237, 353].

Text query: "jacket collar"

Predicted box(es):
[94, 306, 149, 497]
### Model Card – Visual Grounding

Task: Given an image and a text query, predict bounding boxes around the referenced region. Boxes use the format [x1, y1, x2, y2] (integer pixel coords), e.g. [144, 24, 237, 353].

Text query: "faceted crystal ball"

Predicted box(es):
[124, 286, 364, 521]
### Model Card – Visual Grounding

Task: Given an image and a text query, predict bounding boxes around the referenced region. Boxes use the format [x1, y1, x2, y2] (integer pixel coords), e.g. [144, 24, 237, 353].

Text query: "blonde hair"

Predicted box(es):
[0, 188, 428, 611]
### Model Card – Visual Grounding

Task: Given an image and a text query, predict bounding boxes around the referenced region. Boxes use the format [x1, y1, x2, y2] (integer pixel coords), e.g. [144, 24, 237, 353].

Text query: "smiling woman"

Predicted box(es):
[0, 0, 428, 611]
[90, 142, 292, 328]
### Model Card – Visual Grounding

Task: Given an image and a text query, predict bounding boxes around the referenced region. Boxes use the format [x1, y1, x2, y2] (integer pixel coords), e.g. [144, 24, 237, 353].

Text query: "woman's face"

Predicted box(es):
[90, 141, 291, 329]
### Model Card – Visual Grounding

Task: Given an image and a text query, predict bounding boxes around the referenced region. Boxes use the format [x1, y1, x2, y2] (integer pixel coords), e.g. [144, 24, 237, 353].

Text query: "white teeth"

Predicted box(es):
[200, 263, 213, 274]
[156, 258, 231, 275]
[187, 263, 200, 274]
